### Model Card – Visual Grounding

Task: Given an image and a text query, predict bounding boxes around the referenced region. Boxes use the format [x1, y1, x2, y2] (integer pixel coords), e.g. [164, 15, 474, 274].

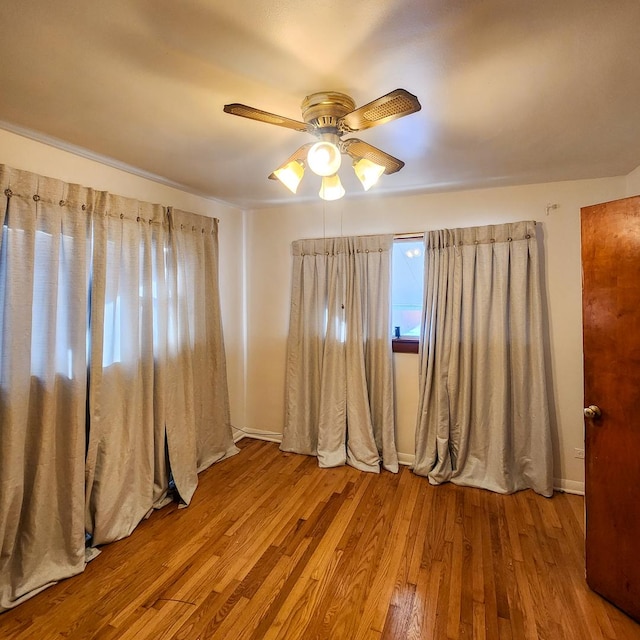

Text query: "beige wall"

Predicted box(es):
[627, 164, 640, 196]
[0, 128, 246, 428]
[244, 176, 628, 492]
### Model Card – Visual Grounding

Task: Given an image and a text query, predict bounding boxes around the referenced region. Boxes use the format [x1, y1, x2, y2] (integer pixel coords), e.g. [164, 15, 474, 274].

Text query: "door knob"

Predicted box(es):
[584, 405, 602, 419]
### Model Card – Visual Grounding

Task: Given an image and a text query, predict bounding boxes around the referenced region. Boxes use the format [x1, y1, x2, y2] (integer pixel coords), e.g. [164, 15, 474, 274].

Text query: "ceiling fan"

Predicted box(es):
[223, 89, 421, 200]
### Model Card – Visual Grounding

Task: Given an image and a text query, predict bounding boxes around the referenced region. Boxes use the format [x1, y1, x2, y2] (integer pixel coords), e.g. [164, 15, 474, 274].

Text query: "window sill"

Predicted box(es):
[392, 338, 419, 354]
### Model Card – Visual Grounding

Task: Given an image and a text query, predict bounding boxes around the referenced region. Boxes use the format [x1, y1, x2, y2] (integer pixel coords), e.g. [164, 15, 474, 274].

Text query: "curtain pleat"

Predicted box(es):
[282, 234, 398, 473]
[413, 221, 553, 496]
[0, 164, 235, 609]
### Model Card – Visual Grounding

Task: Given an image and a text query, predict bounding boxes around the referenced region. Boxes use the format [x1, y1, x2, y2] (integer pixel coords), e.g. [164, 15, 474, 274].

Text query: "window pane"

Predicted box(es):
[391, 238, 424, 338]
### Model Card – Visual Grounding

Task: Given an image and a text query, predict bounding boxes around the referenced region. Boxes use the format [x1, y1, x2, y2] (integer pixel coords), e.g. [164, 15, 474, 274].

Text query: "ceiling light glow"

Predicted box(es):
[307, 141, 342, 177]
[273, 161, 304, 193]
[353, 158, 385, 191]
[319, 174, 345, 201]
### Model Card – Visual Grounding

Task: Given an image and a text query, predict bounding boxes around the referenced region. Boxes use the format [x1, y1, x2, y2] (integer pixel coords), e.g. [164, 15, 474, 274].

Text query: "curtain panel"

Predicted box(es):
[413, 221, 553, 496]
[0, 164, 237, 611]
[85, 192, 170, 545]
[281, 234, 398, 473]
[0, 166, 89, 611]
[166, 210, 237, 479]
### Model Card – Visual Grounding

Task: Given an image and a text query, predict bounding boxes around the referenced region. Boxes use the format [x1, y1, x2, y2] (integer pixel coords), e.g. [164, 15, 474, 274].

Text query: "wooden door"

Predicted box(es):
[581, 195, 640, 622]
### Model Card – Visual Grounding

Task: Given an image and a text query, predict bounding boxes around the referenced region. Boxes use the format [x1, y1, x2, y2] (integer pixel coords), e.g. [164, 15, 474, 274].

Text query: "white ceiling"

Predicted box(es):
[1, 0, 639, 209]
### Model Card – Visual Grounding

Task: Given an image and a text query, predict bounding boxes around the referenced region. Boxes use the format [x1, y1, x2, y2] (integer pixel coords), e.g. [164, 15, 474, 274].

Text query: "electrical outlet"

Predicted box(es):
[574, 448, 585, 459]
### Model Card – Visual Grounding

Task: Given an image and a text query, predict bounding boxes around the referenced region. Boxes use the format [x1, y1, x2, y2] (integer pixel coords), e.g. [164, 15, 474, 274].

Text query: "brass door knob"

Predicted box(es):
[584, 405, 602, 419]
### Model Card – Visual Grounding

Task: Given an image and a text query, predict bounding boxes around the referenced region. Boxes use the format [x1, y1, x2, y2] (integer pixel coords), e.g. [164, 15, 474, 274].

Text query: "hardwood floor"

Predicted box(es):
[2, 439, 639, 639]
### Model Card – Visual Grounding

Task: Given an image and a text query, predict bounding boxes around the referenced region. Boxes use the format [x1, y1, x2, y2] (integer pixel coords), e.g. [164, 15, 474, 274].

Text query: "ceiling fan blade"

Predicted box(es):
[339, 89, 421, 132]
[223, 103, 309, 133]
[268, 143, 314, 180]
[342, 139, 405, 174]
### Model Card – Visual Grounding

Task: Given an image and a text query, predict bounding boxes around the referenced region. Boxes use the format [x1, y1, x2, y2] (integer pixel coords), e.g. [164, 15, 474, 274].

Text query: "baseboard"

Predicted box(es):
[232, 427, 283, 444]
[400, 456, 584, 495]
[231, 434, 584, 495]
[553, 479, 585, 495]
[397, 452, 415, 467]
[240, 433, 417, 464]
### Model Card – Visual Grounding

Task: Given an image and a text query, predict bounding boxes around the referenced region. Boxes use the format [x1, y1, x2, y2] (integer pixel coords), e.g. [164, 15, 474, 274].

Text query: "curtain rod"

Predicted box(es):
[306, 231, 425, 241]
[394, 232, 425, 239]
[394, 221, 537, 239]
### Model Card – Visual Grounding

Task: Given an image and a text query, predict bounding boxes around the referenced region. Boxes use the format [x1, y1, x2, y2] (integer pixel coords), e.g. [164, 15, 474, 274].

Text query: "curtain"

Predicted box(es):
[281, 234, 398, 473]
[413, 221, 553, 496]
[165, 210, 238, 490]
[85, 205, 238, 546]
[0, 164, 236, 610]
[0, 167, 89, 610]
[84, 194, 171, 545]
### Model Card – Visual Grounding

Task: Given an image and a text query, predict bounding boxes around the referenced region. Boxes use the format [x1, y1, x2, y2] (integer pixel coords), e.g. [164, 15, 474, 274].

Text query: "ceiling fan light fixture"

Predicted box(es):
[353, 158, 385, 191]
[307, 141, 342, 177]
[273, 160, 304, 193]
[319, 174, 345, 201]
[224, 88, 421, 201]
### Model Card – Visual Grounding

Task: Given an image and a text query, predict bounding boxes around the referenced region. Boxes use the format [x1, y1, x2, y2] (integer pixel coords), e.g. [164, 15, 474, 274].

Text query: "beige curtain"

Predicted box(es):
[85, 206, 238, 545]
[0, 166, 89, 610]
[84, 194, 171, 545]
[166, 210, 238, 487]
[413, 221, 553, 496]
[0, 164, 236, 609]
[281, 234, 398, 473]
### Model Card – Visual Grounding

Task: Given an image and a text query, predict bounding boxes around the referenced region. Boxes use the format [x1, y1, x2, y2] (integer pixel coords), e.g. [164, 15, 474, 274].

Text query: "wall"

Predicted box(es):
[244, 176, 628, 493]
[0, 128, 246, 428]
[627, 164, 640, 196]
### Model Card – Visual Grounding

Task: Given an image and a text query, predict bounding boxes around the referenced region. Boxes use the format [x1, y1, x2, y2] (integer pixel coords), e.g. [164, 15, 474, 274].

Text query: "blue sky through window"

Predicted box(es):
[391, 238, 424, 338]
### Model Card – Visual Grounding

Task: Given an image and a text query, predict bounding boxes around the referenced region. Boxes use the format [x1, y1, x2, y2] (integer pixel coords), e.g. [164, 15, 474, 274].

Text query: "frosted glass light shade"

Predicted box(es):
[353, 158, 385, 191]
[273, 161, 304, 193]
[319, 174, 345, 201]
[307, 141, 342, 177]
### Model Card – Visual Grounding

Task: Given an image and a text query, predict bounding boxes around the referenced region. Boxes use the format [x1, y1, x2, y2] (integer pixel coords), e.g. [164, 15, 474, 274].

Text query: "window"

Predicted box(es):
[391, 236, 424, 353]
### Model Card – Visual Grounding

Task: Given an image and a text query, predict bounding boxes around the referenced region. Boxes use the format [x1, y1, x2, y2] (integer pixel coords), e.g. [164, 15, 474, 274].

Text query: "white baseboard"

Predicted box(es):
[232, 427, 283, 444]
[553, 479, 585, 495]
[240, 431, 418, 465]
[232, 432, 585, 496]
[399, 456, 584, 495]
[398, 452, 415, 467]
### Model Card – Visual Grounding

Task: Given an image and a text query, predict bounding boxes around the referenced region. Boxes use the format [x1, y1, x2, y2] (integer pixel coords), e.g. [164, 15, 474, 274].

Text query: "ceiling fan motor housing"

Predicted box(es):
[301, 92, 355, 140]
